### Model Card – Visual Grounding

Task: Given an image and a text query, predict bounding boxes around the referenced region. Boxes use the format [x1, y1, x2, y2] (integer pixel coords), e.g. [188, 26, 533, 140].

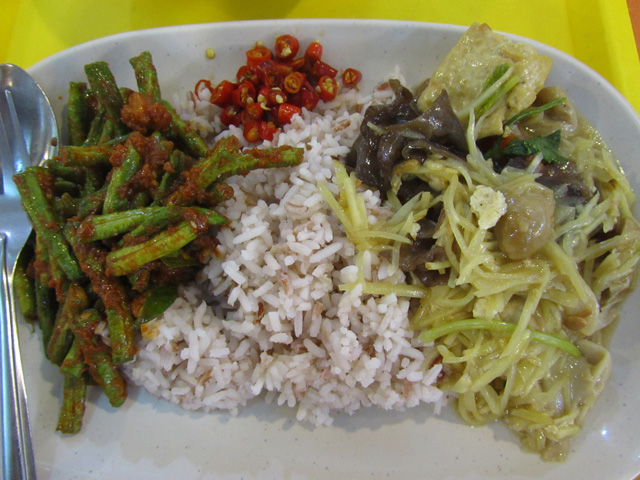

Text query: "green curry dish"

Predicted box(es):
[344, 23, 640, 462]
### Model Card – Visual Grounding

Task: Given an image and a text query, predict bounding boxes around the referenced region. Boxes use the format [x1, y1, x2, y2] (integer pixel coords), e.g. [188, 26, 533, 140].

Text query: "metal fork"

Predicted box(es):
[0, 78, 38, 479]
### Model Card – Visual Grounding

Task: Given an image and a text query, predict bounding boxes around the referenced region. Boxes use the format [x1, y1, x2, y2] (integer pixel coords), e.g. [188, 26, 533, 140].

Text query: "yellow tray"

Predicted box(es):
[1, 0, 639, 113]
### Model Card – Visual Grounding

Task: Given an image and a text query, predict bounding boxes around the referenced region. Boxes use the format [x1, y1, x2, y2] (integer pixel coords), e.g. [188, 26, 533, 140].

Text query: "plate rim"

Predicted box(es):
[22, 18, 640, 480]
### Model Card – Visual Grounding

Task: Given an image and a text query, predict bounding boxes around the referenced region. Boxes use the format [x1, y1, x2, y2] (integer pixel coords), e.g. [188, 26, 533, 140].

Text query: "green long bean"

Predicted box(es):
[130, 51, 161, 102]
[84, 61, 127, 136]
[103, 142, 141, 213]
[46, 282, 89, 365]
[60, 144, 114, 167]
[56, 375, 87, 434]
[167, 135, 303, 206]
[13, 167, 83, 282]
[15, 48, 311, 435]
[67, 81, 91, 146]
[72, 310, 128, 407]
[65, 224, 136, 364]
[105, 211, 226, 277]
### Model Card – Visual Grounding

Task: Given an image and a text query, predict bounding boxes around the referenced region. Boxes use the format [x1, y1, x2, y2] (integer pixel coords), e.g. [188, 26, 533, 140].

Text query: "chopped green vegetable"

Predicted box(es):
[12, 240, 36, 322]
[60, 144, 114, 167]
[136, 284, 179, 325]
[459, 63, 520, 120]
[106, 220, 206, 276]
[482, 64, 510, 92]
[13, 168, 83, 282]
[103, 142, 142, 213]
[495, 130, 567, 164]
[14, 50, 305, 433]
[505, 96, 567, 126]
[419, 318, 581, 357]
[129, 51, 162, 102]
[71, 309, 128, 408]
[67, 82, 91, 146]
[79, 206, 223, 241]
[84, 61, 127, 136]
[60, 339, 86, 378]
[56, 375, 87, 434]
[46, 282, 89, 365]
[476, 74, 520, 118]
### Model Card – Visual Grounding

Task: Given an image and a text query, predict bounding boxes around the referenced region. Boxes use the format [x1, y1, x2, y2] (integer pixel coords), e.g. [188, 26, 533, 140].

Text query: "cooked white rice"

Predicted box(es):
[123, 73, 446, 426]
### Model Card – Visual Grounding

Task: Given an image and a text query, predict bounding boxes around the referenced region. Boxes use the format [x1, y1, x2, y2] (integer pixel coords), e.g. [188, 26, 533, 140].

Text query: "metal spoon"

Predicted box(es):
[1, 63, 59, 480]
[1, 65, 58, 168]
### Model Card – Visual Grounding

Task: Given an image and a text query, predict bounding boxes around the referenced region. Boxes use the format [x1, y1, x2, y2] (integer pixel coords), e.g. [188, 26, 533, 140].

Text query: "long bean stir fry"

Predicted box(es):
[13, 51, 303, 433]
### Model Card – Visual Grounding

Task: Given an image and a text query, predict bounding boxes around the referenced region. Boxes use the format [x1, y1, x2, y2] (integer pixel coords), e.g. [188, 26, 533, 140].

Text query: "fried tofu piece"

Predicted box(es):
[416, 23, 553, 138]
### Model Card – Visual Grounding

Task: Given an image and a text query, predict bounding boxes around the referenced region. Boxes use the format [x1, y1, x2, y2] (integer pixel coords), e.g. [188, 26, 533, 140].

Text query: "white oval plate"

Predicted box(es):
[22, 19, 640, 480]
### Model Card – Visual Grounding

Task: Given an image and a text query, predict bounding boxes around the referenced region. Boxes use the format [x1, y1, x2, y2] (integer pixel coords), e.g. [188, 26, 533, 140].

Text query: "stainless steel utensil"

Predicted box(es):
[1, 63, 59, 480]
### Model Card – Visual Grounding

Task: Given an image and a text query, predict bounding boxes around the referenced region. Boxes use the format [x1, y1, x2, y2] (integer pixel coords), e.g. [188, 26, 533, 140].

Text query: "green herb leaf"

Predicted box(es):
[501, 130, 566, 164]
[486, 130, 567, 165]
[160, 251, 200, 268]
[136, 284, 179, 325]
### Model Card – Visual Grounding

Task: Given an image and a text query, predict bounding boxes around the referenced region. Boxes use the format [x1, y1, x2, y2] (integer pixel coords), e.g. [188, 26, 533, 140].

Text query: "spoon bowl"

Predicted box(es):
[0, 63, 59, 171]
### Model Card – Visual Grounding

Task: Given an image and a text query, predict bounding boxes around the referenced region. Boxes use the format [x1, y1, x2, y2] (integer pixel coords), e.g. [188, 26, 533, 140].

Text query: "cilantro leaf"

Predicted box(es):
[486, 130, 567, 165]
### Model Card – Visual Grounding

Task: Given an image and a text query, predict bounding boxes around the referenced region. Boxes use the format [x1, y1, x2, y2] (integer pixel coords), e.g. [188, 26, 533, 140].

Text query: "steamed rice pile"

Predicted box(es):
[123, 76, 446, 425]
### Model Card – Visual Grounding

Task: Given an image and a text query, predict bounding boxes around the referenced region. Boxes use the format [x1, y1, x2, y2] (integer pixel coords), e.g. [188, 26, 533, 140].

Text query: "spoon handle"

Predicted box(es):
[1, 234, 37, 480]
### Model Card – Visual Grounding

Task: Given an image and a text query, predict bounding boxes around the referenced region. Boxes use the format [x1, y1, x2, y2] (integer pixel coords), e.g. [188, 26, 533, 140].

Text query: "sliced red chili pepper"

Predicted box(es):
[243, 121, 261, 143]
[220, 106, 241, 127]
[274, 34, 300, 60]
[246, 44, 272, 69]
[256, 86, 271, 104]
[500, 133, 516, 149]
[200, 36, 347, 133]
[304, 42, 323, 62]
[317, 75, 339, 102]
[277, 103, 302, 124]
[257, 86, 288, 107]
[259, 120, 278, 141]
[194, 79, 213, 101]
[242, 102, 265, 123]
[209, 80, 236, 108]
[254, 60, 294, 88]
[289, 85, 320, 111]
[283, 72, 306, 94]
[289, 58, 306, 71]
[300, 88, 320, 110]
[311, 60, 338, 79]
[232, 80, 256, 107]
[236, 65, 258, 84]
[254, 62, 276, 87]
[341, 68, 362, 87]
[268, 88, 288, 107]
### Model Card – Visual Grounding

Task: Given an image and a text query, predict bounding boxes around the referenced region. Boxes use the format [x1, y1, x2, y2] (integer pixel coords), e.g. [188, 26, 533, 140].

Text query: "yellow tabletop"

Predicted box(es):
[1, 3, 640, 479]
[1, 0, 640, 115]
